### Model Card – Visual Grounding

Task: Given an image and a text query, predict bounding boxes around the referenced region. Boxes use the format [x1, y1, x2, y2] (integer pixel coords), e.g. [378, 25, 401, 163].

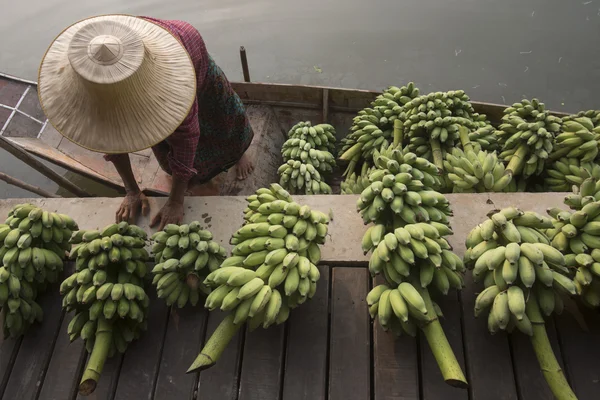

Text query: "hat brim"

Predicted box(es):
[38, 15, 196, 154]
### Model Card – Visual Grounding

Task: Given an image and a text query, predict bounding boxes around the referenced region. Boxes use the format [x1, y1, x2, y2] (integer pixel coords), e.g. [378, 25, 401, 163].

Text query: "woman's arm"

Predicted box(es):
[110, 153, 141, 194]
[150, 99, 200, 230]
[107, 154, 150, 223]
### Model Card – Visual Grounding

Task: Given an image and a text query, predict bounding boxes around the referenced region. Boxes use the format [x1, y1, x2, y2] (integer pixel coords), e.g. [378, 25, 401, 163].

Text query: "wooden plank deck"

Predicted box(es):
[1, 264, 599, 400]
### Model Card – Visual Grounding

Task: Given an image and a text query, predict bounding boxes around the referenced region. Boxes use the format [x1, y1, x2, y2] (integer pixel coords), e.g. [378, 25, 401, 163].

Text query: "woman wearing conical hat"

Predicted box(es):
[38, 15, 254, 230]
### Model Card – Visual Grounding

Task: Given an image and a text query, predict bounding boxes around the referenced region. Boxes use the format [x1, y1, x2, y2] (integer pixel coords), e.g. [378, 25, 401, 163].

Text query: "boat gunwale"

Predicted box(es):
[0, 73, 570, 195]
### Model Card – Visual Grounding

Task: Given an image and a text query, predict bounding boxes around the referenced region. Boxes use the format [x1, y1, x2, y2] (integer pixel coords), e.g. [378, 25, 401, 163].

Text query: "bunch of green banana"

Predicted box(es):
[562, 109, 600, 125]
[340, 163, 374, 194]
[150, 221, 225, 266]
[399, 90, 487, 170]
[465, 207, 571, 325]
[355, 146, 450, 225]
[0, 203, 77, 338]
[277, 159, 333, 194]
[544, 157, 600, 192]
[363, 221, 464, 290]
[150, 223, 226, 307]
[465, 207, 577, 399]
[467, 124, 500, 152]
[278, 121, 337, 195]
[286, 121, 336, 154]
[496, 98, 561, 178]
[546, 177, 600, 308]
[444, 147, 512, 193]
[188, 185, 329, 373]
[281, 139, 336, 175]
[60, 221, 149, 396]
[360, 160, 467, 387]
[338, 83, 420, 177]
[550, 117, 600, 162]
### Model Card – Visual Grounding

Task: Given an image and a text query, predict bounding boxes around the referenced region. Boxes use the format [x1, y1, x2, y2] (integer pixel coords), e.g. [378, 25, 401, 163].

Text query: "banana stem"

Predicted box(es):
[418, 286, 468, 388]
[505, 144, 529, 176]
[343, 157, 359, 177]
[526, 298, 578, 400]
[458, 126, 474, 152]
[429, 139, 445, 172]
[186, 273, 200, 290]
[187, 314, 241, 373]
[339, 143, 363, 161]
[79, 318, 112, 396]
[393, 119, 403, 148]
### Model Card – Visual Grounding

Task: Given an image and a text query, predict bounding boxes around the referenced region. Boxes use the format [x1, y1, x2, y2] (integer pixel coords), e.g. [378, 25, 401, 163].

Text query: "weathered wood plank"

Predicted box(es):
[196, 311, 244, 400]
[554, 305, 600, 398]
[2, 287, 64, 400]
[113, 292, 169, 400]
[37, 312, 87, 400]
[231, 82, 566, 122]
[372, 276, 419, 400]
[153, 306, 209, 400]
[373, 321, 419, 400]
[419, 291, 468, 400]
[238, 324, 285, 400]
[329, 267, 370, 400]
[282, 265, 330, 400]
[0, 333, 22, 398]
[510, 318, 564, 400]
[460, 274, 518, 400]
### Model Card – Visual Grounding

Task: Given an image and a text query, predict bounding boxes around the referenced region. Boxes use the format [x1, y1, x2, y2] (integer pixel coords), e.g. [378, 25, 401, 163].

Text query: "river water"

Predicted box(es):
[1, 0, 599, 198]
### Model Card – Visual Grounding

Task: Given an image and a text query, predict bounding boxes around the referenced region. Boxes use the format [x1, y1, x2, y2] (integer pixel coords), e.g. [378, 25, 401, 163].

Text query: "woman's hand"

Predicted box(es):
[116, 191, 150, 223]
[150, 199, 184, 231]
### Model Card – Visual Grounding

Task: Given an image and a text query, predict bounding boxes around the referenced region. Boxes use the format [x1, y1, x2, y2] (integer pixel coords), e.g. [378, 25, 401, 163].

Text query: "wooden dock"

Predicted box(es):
[1, 195, 600, 400]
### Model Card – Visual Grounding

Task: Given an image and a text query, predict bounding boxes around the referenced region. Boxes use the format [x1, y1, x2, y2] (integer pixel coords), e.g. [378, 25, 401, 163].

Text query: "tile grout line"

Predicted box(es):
[37, 119, 49, 139]
[14, 107, 45, 125]
[0, 101, 45, 125]
[0, 86, 31, 136]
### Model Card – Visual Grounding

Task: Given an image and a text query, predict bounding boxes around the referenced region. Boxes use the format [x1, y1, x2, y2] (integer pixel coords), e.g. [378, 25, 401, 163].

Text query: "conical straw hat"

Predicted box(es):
[38, 15, 196, 154]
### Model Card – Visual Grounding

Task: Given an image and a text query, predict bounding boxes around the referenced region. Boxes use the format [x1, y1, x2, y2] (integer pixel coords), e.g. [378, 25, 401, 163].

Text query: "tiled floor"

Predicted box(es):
[0, 79, 45, 138]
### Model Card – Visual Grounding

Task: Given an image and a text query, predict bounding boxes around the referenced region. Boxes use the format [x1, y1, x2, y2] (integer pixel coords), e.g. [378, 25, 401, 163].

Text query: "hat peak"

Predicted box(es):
[88, 35, 122, 65]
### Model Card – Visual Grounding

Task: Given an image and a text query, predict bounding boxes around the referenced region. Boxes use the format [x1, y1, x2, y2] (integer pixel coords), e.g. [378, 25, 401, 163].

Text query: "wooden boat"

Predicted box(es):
[0, 73, 567, 196]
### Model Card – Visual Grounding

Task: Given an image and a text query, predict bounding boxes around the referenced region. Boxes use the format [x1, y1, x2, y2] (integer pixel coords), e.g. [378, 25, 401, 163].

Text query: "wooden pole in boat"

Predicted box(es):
[322, 88, 329, 124]
[0, 136, 90, 197]
[240, 46, 251, 82]
[0, 171, 61, 198]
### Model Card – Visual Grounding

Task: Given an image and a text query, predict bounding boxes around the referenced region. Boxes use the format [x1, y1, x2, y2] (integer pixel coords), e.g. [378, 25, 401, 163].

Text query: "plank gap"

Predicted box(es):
[277, 321, 289, 400]
[507, 329, 523, 400]
[71, 352, 88, 400]
[368, 278, 375, 400]
[551, 314, 574, 387]
[34, 310, 66, 400]
[325, 265, 333, 400]
[149, 306, 173, 400]
[235, 327, 246, 400]
[191, 311, 211, 400]
[417, 331, 424, 400]
[0, 336, 23, 398]
[110, 355, 125, 400]
[281, 265, 330, 400]
[455, 292, 472, 400]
